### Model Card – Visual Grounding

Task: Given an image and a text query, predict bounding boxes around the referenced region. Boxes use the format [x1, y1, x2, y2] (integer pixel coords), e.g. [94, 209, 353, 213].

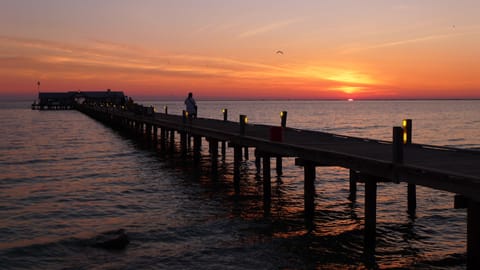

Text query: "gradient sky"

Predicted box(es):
[1, 0, 479, 100]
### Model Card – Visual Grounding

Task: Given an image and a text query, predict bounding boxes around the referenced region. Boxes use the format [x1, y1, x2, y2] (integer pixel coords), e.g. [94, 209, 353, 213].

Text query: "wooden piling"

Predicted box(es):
[407, 183, 416, 217]
[221, 141, 226, 160]
[280, 111, 287, 128]
[209, 138, 219, 171]
[169, 129, 175, 152]
[160, 128, 167, 150]
[244, 146, 249, 160]
[275, 111, 287, 176]
[349, 169, 358, 201]
[263, 153, 272, 207]
[239, 115, 247, 135]
[221, 109, 228, 160]
[146, 124, 152, 139]
[153, 126, 158, 142]
[468, 199, 480, 269]
[392, 127, 404, 163]
[403, 119, 416, 216]
[182, 110, 187, 124]
[193, 136, 202, 164]
[304, 160, 316, 220]
[276, 156, 283, 176]
[233, 144, 242, 193]
[223, 108, 228, 121]
[254, 149, 261, 173]
[364, 177, 377, 251]
[180, 132, 187, 156]
[402, 119, 412, 144]
[392, 126, 404, 184]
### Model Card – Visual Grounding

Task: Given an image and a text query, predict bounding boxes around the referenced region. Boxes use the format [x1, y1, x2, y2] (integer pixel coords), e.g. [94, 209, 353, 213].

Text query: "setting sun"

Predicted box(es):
[334, 86, 364, 94]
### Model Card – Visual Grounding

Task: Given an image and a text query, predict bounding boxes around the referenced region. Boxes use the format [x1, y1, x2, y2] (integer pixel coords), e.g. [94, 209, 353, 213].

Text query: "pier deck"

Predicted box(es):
[76, 104, 480, 269]
[110, 109, 480, 199]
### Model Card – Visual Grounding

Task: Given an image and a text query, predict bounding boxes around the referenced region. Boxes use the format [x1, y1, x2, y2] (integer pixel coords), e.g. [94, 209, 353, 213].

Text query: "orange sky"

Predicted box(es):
[1, 1, 479, 100]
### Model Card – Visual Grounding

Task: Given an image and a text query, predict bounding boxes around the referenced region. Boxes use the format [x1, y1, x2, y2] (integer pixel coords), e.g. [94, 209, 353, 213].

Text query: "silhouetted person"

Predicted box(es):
[184, 92, 197, 119]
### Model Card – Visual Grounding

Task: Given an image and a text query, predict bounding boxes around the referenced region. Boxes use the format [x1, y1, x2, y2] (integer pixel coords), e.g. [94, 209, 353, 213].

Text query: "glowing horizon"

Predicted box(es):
[1, 1, 479, 100]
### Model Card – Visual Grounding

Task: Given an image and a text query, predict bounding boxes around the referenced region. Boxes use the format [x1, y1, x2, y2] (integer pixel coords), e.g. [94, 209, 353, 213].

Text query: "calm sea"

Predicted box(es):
[1, 100, 479, 269]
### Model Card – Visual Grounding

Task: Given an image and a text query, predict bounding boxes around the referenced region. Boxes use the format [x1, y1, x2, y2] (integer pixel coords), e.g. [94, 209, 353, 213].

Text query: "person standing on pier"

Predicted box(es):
[184, 92, 197, 119]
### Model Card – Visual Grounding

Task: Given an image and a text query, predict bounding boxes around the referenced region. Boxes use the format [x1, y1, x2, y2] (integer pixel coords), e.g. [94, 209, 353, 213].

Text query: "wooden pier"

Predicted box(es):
[74, 102, 480, 269]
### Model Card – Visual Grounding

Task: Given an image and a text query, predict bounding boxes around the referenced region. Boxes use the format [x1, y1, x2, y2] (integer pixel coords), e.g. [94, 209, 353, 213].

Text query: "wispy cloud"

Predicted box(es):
[0, 35, 295, 81]
[342, 27, 480, 54]
[237, 18, 304, 39]
[1, 35, 383, 96]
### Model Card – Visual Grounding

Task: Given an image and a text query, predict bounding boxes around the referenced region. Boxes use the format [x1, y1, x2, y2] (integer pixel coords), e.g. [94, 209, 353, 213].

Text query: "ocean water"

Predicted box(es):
[0, 100, 479, 269]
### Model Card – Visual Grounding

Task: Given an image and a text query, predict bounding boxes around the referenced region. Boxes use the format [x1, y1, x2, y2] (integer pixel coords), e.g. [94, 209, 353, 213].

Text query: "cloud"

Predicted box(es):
[1, 34, 385, 98]
[342, 26, 480, 54]
[0, 35, 296, 83]
[237, 18, 304, 39]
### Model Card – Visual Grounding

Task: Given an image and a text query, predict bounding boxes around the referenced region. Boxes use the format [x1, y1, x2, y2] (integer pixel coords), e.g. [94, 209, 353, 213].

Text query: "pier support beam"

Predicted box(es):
[402, 119, 416, 216]
[254, 149, 261, 173]
[160, 127, 167, 150]
[468, 200, 480, 269]
[193, 136, 202, 164]
[233, 145, 242, 193]
[169, 130, 175, 152]
[153, 126, 158, 143]
[180, 132, 187, 156]
[303, 161, 316, 220]
[276, 156, 283, 176]
[364, 177, 377, 252]
[146, 124, 152, 139]
[209, 139, 219, 172]
[263, 153, 271, 210]
[349, 169, 358, 201]
[407, 183, 416, 217]
[221, 141, 226, 160]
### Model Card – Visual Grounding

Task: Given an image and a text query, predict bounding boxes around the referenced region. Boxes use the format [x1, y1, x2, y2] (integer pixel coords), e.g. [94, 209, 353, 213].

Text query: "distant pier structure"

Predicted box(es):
[31, 89, 125, 110]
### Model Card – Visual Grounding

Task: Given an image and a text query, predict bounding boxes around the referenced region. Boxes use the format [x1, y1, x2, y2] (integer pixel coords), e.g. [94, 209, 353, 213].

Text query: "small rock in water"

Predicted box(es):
[91, 229, 130, 250]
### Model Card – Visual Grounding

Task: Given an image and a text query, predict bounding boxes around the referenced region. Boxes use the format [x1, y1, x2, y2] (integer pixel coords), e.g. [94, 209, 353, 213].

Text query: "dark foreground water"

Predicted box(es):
[1, 100, 479, 269]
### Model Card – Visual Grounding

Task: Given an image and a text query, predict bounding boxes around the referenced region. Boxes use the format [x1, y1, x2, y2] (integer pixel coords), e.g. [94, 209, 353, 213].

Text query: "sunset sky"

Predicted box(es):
[1, 0, 479, 100]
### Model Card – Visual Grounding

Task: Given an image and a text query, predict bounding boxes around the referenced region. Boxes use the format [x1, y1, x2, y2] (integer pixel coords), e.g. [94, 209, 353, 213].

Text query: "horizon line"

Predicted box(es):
[3, 96, 480, 102]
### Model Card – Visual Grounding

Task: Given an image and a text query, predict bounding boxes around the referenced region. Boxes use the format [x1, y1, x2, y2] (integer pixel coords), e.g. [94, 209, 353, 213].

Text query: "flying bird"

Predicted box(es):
[276, 50, 284, 55]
